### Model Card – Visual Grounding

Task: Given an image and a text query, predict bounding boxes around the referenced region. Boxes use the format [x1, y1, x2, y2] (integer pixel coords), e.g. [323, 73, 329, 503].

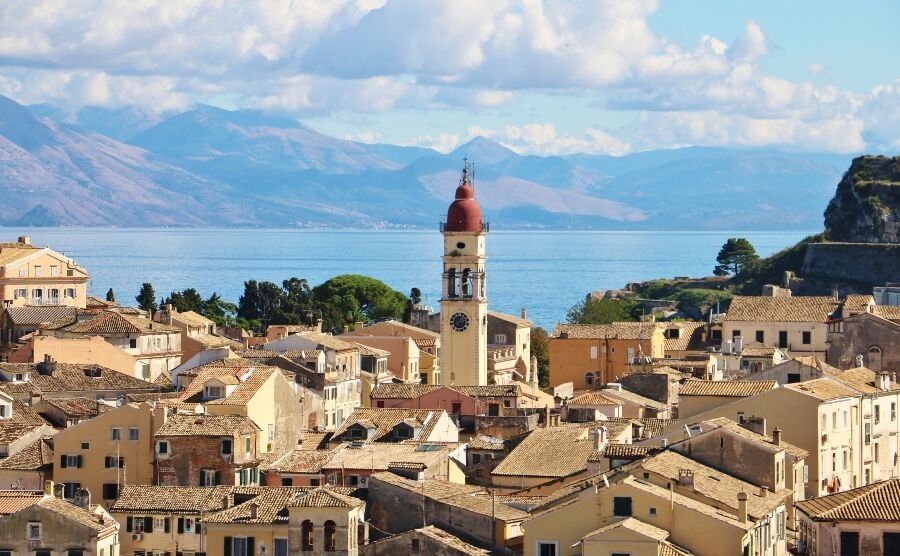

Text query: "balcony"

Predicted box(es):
[28, 298, 62, 306]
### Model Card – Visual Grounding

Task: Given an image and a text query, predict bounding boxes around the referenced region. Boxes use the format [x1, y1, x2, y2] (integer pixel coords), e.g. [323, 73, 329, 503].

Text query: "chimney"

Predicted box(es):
[677, 469, 694, 489]
[594, 427, 606, 450]
[249, 502, 258, 520]
[759, 486, 768, 498]
[222, 495, 230, 509]
[342, 325, 349, 335]
[880, 371, 890, 390]
[18, 235, 30, 245]
[354, 320, 363, 331]
[737, 492, 748, 523]
[772, 428, 782, 446]
[521, 307, 527, 320]
[316, 319, 323, 333]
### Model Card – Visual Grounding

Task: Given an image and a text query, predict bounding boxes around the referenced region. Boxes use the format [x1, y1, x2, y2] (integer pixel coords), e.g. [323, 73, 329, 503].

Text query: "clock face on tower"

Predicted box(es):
[450, 312, 470, 332]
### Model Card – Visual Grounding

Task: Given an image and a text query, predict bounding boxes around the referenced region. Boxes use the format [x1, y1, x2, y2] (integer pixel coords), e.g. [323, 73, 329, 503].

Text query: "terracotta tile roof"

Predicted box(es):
[0, 421, 46, 443]
[615, 476, 753, 529]
[297, 333, 359, 352]
[603, 417, 677, 439]
[3, 305, 77, 326]
[388, 461, 427, 470]
[724, 295, 836, 322]
[11, 400, 51, 426]
[203, 486, 359, 524]
[36, 495, 117, 533]
[551, 322, 659, 340]
[352, 342, 390, 357]
[399, 526, 490, 555]
[0, 243, 40, 266]
[299, 431, 333, 450]
[488, 310, 531, 327]
[784, 377, 860, 400]
[39, 397, 110, 418]
[492, 425, 596, 478]
[346, 320, 440, 340]
[701, 417, 808, 459]
[467, 435, 505, 451]
[831, 367, 900, 394]
[583, 515, 670, 542]
[265, 449, 335, 473]
[841, 295, 874, 313]
[288, 487, 364, 508]
[637, 451, 789, 519]
[680, 379, 777, 397]
[179, 362, 277, 405]
[169, 310, 214, 327]
[323, 442, 456, 472]
[155, 414, 260, 437]
[370, 472, 528, 521]
[0, 437, 53, 470]
[663, 322, 705, 352]
[874, 304, 900, 322]
[413, 338, 437, 348]
[0, 362, 161, 395]
[568, 391, 623, 406]
[0, 491, 44, 514]
[602, 444, 652, 458]
[601, 387, 668, 411]
[370, 383, 445, 399]
[795, 478, 900, 521]
[110, 485, 232, 513]
[739, 342, 778, 357]
[454, 385, 521, 398]
[331, 408, 446, 442]
[58, 310, 179, 335]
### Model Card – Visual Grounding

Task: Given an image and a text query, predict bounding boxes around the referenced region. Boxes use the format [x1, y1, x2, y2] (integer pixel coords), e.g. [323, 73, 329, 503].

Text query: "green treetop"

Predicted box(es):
[714, 238, 760, 276]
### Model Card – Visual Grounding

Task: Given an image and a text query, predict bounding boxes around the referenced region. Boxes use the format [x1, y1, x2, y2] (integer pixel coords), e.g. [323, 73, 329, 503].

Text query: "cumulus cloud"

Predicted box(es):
[0, 0, 894, 154]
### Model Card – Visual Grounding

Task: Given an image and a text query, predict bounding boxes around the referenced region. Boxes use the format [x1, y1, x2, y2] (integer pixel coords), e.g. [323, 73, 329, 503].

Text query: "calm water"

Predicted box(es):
[1, 228, 812, 330]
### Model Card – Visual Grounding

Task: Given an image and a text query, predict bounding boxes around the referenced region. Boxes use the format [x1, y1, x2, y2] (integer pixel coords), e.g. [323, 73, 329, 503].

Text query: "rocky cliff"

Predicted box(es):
[824, 155, 900, 243]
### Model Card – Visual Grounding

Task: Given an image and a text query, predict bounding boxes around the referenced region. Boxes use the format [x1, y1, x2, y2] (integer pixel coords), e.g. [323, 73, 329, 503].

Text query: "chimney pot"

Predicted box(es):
[18, 235, 30, 245]
[772, 428, 782, 446]
[759, 486, 767, 498]
[521, 307, 527, 320]
[249, 502, 258, 520]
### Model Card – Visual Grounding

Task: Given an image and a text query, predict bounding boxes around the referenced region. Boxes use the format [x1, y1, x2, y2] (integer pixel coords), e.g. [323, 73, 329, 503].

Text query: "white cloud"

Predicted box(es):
[807, 63, 827, 76]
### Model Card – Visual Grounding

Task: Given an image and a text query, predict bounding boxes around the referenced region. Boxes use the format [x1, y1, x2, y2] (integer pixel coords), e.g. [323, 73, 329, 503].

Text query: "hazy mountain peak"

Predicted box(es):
[451, 136, 519, 165]
[0, 94, 58, 150]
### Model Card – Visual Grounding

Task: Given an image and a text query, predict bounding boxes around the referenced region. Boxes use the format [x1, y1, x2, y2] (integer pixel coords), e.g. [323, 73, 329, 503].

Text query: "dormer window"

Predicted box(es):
[204, 385, 225, 400]
[394, 425, 414, 440]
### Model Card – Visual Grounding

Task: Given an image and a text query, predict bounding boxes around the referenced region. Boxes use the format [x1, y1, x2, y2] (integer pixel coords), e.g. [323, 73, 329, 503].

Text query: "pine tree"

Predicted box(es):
[714, 238, 760, 276]
[105, 288, 115, 302]
[135, 283, 158, 313]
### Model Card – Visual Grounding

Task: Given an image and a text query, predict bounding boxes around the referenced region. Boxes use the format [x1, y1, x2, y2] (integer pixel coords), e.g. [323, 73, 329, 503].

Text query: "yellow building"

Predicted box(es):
[0, 236, 89, 310]
[202, 486, 366, 556]
[722, 295, 837, 357]
[440, 163, 489, 386]
[549, 322, 665, 388]
[52, 402, 167, 506]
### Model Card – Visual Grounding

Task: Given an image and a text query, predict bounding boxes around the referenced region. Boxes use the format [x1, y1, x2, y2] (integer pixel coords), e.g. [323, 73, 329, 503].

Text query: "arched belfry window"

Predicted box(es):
[462, 269, 472, 297]
[585, 372, 596, 386]
[324, 520, 337, 552]
[868, 345, 883, 372]
[301, 520, 314, 551]
[447, 268, 458, 298]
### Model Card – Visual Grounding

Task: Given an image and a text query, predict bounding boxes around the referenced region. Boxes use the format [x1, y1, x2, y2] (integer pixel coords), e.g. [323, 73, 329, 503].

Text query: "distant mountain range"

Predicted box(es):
[0, 94, 859, 229]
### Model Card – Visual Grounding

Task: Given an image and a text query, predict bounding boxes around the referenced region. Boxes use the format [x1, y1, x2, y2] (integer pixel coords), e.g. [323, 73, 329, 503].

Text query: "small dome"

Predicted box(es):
[444, 164, 484, 233]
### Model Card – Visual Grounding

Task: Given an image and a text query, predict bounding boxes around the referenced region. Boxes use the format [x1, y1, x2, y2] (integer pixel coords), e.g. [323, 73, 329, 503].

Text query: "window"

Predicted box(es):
[648, 507, 657, 516]
[157, 440, 169, 455]
[34, 265, 43, 277]
[451, 402, 461, 414]
[62, 482, 81, 499]
[64, 287, 76, 299]
[229, 537, 249, 556]
[60, 454, 82, 468]
[875, 405, 881, 425]
[778, 330, 788, 348]
[205, 385, 225, 399]
[18, 267, 26, 277]
[110, 427, 122, 441]
[129, 339, 137, 349]
[864, 423, 871, 445]
[66, 268, 74, 277]
[27, 521, 42, 540]
[411, 538, 420, 552]
[32, 288, 43, 300]
[129, 427, 140, 441]
[274, 539, 288, 556]
[495, 334, 507, 344]
[80, 441, 90, 450]
[732, 329, 741, 338]
[245, 437, 251, 453]
[102, 483, 119, 500]
[324, 520, 337, 551]
[104, 456, 125, 468]
[35, 551, 51, 556]
[268, 424, 275, 442]
[201, 469, 219, 486]
[584, 372, 595, 386]
[755, 330, 764, 343]
[613, 496, 633, 517]
[833, 412, 838, 430]
[49, 265, 59, 277]
[787, 373, 801, 384]
[892, 402, 897, 422]
[302, 520, 314, 551]
[590, 346, 598, 360]
[536, 541, 558, 556]
[281, 477, 293, 486]
[13, 288, 26, 299]
[821, 414, 827, 432]
[221, 438, 233, 455]
[839, 531, 859, 556]
[48, 288, 59, 301]
[802, 331, 812, 345]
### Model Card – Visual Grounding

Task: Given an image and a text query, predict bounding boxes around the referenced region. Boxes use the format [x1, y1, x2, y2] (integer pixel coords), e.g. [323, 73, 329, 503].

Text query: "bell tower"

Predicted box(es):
[440, 160, 488, 386]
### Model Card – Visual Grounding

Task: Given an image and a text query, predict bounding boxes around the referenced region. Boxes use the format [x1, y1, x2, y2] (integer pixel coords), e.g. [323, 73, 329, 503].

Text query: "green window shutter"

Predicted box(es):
[144, 516, 154, 533]
[177, 517, 184, 534]
[60, 455, 67, 468]
[76, 455, 83, 468]
[224, 536, 232, 556]
[196, 521, 202, 534]
[248, 537, 255, 556]
[164, 517, 170, 533]
[126, 516, 133, 532]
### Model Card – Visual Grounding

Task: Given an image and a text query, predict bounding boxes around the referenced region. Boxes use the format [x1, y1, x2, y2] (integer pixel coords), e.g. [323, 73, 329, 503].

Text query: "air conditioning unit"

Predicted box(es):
[132, 533, 143, 541]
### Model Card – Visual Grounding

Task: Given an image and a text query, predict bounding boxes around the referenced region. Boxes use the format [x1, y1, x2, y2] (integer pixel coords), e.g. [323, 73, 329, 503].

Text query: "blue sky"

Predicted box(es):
[0, 0, 897, 154]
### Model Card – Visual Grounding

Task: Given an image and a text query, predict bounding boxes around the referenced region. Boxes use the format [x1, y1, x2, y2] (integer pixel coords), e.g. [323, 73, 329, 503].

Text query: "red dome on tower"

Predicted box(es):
[444, 161, 485, 233]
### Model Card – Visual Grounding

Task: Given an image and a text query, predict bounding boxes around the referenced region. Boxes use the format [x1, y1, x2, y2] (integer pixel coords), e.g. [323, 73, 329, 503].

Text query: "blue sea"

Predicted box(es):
[1, 228, 813, 330]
